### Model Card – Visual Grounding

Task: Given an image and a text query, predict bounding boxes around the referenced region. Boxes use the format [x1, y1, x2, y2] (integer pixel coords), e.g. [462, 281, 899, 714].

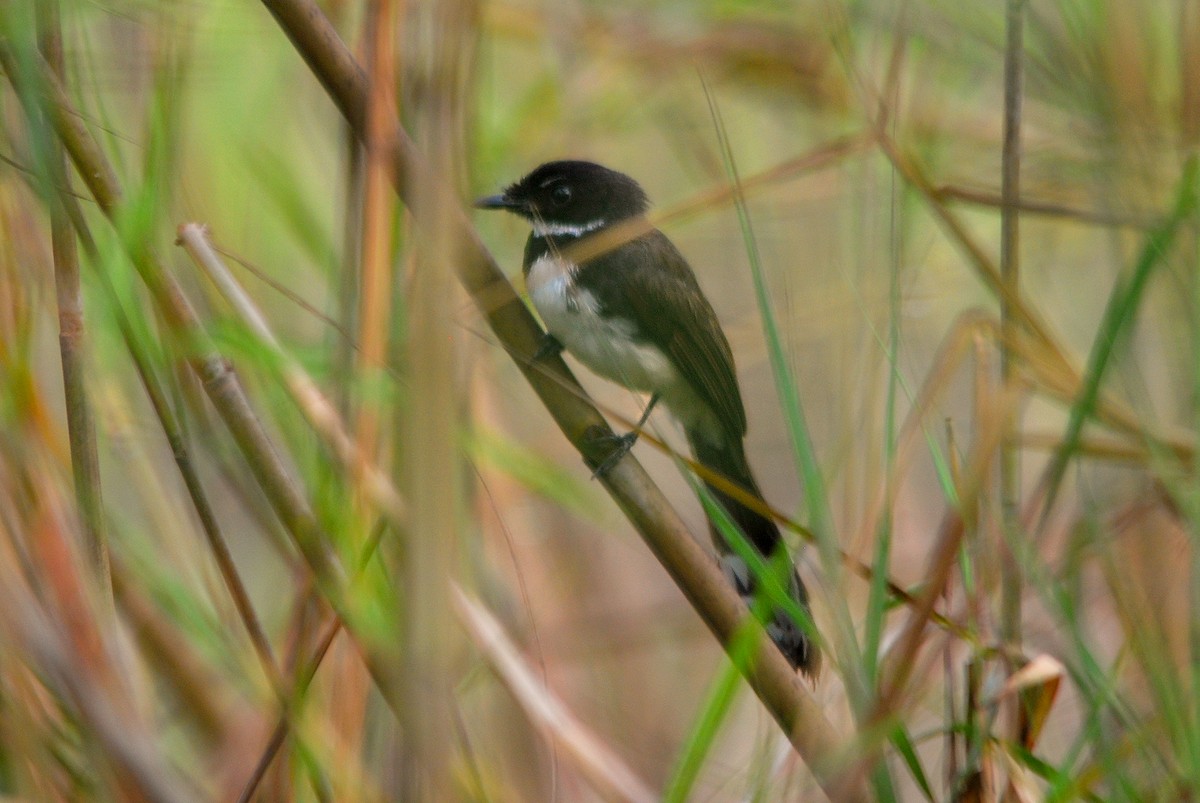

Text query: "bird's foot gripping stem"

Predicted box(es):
[586, 392, 660, 479]
[533, 333, 564, 362]
[588, 430, 640, 479]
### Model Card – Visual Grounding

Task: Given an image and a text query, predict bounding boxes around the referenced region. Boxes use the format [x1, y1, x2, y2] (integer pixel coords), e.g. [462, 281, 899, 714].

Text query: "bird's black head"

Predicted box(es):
[475, 160, 649, 236]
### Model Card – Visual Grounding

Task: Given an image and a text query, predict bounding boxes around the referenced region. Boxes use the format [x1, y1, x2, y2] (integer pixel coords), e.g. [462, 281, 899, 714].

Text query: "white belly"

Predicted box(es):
[526, 254, 677, 394]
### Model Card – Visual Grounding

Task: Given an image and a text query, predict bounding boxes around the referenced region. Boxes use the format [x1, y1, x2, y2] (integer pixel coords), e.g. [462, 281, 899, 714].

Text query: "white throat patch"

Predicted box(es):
[532, 218, 606, 238]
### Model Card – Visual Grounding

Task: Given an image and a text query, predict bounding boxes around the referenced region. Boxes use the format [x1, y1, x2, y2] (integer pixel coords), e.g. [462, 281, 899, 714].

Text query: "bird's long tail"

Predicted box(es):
[686, 428, 819, 677]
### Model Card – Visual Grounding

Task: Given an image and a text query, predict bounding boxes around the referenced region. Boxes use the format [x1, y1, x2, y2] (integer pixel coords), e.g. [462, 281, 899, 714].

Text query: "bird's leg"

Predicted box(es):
[533, 333, 564, 362]
[590, 392, 661, 478]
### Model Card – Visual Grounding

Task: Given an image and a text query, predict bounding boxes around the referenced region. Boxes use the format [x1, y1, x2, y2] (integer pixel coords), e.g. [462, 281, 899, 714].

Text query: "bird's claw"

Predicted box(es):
[588, 430, 639, 479]
[533, 333, 564, 362]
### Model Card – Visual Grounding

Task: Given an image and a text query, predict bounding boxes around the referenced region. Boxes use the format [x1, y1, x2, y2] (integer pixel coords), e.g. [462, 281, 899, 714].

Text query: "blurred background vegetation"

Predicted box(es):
[0, 0, 1197, 799]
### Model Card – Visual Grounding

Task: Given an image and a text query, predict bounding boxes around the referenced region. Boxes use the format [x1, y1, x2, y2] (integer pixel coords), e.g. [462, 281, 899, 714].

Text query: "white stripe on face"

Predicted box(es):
[532, 218, 606, 238]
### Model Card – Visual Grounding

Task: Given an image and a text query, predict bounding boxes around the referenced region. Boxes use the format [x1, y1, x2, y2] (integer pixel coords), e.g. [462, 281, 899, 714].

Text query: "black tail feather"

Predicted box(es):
[687, 428, 820, 678]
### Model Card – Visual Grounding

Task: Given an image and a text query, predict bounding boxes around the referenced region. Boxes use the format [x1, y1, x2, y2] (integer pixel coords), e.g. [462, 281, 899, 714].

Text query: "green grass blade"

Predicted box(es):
[662, 659, 744, 803]
[890, 724, 934, 800]
[700, 80, 835, 553]
[1041, 157, 1199, 520]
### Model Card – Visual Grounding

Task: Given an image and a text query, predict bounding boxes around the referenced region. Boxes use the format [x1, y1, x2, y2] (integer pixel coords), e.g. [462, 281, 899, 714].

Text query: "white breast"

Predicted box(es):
[526, 254, 678, 395]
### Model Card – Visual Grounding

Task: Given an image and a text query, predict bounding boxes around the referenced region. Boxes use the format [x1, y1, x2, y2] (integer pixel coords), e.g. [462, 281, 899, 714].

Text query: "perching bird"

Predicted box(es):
[477, 160, 818, 676]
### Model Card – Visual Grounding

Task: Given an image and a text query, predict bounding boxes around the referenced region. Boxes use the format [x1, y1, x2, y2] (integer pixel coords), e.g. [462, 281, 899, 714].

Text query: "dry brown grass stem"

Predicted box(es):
[36, 0, 111, 608]
[935, 184, 1158, 229]
[176, 222, 408, 526]
[877, 130, 1195, 465]
[352, 0, 398, 519]
[839, 383, 1025, 793]
[875, 132, 1065, 369]
[454, 586, 658, 803]
[999, 0, 1027, 750]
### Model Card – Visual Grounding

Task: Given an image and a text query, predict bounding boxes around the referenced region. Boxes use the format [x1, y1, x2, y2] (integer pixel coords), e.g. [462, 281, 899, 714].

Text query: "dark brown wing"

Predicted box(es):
[580, 229, 747, 438]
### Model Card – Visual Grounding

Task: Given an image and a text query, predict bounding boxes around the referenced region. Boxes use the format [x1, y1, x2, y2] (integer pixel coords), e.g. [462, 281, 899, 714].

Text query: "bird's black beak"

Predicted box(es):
[474, 193, 520, 210]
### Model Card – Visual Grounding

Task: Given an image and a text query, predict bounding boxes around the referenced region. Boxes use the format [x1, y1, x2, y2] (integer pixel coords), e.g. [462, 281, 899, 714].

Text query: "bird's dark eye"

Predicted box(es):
[551, 185, 572, 205]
